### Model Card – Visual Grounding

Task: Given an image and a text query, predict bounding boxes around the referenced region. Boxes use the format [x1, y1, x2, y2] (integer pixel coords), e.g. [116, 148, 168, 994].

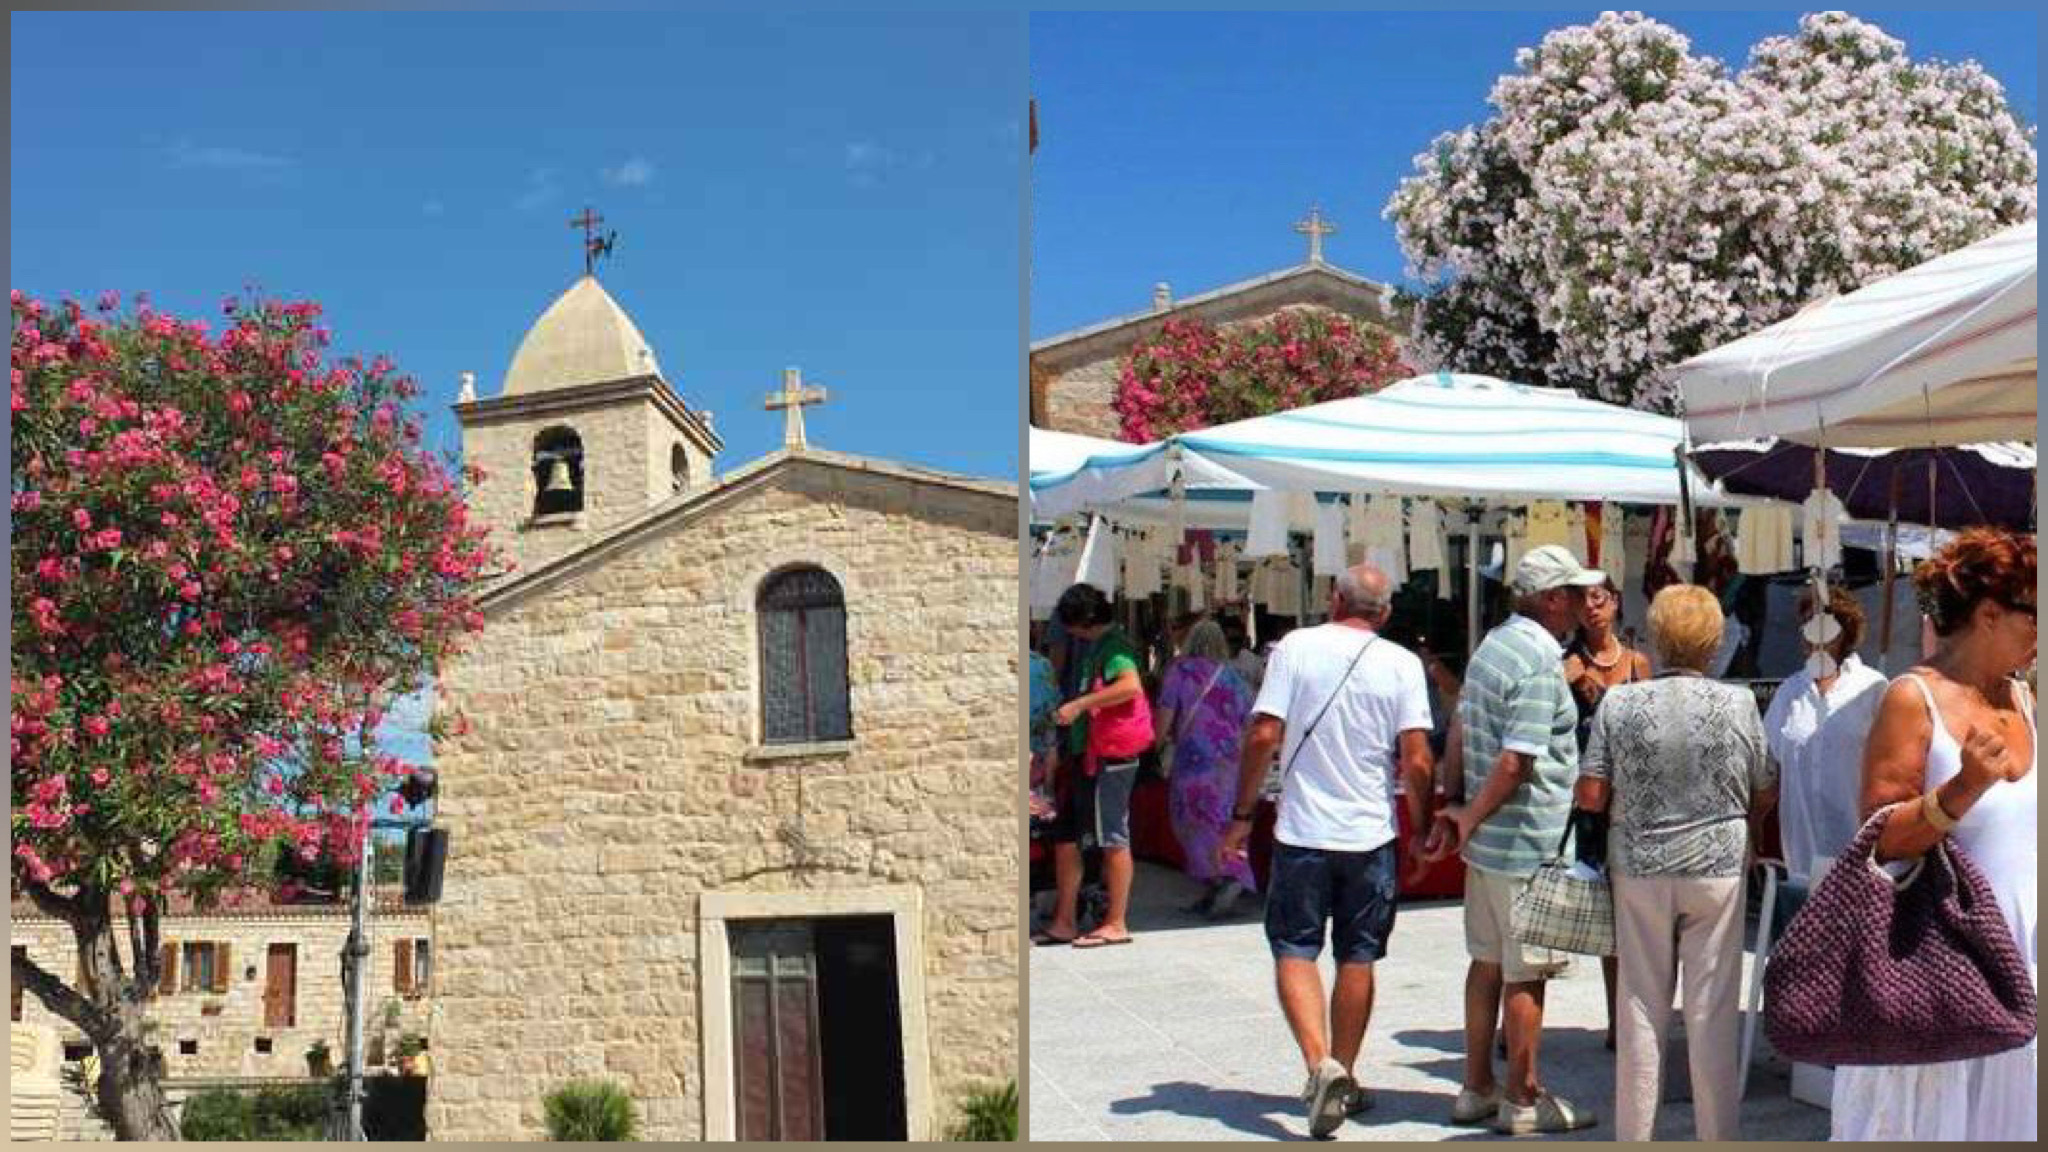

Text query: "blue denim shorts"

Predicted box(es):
[1264, 840, 1399, 965]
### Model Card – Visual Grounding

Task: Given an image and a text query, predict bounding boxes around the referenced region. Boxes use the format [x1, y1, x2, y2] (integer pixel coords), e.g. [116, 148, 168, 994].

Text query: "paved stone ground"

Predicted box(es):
[1028, 862, 1832, 1142]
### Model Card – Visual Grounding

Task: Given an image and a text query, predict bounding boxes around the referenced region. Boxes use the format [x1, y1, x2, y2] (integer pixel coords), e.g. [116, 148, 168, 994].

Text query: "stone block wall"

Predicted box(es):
[426, 459, 1018, 1142]
[10, 909, 430, 1080]
[460, 391, 713, 578]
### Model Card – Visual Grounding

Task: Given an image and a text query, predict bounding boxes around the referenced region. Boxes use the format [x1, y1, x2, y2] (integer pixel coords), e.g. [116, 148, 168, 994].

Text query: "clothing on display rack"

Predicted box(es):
[1802, 491, 1847, 569]
[1358, 494, 1408, 583]
[1076, 517, 1119, 595]
[1503, 508, 1530, 575]
[1408, 498, 1451, 599]
[1600, 505, 1629, 589]
[1123, 533, 1162, 598]
[1313, 499, 1348, 576]
[1566, 504, 1589, 558]
[1525, 500, 1575, 551]
[1735, 504, 1799, 574]
[1624, 512, 1652, 592]
[1246, 490, 1290, 558]
[1213, 542, 1241, 602]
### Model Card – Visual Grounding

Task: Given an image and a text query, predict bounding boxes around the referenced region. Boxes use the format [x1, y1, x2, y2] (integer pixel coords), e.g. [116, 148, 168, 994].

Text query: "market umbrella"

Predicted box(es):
[1690, 440, 2036, 531]
[1676, 218, 2037, 448]
[1028, 425, 1251, 523]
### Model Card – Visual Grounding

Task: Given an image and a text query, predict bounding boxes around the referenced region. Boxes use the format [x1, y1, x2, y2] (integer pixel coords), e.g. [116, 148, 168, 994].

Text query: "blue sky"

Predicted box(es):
[1030, 9, 2039, 338]
[12, 11, 1025, 478]
[13, 11, 1025, 785]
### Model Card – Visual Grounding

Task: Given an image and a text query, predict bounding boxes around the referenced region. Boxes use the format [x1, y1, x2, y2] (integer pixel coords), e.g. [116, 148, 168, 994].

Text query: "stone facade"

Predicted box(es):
[1031, 262, 1405, 439]
[456, 377, 720, 578]
[425, 450, 1019, 1142]
[9, 898, 431, 1080]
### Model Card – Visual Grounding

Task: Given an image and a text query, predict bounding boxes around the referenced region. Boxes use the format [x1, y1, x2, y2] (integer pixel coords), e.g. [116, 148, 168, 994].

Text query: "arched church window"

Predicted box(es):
[671, 444, 690, 494]
[531, 426, 585, 517]
[759, 566, 851, 744]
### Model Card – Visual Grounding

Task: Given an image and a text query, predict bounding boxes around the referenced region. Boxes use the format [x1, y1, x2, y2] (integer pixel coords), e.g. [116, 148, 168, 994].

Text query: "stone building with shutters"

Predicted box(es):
[8, 890, 431, 1081]
[425, 274, 1018, 1141]
[1030, 207, 1406, 439]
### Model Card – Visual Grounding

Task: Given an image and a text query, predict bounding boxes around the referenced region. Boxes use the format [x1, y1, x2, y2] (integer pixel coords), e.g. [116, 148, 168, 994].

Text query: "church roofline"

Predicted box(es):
[1030, 260, 1400, 362]
[473, 447, 1015, 617]
[455, 372, 724, 455]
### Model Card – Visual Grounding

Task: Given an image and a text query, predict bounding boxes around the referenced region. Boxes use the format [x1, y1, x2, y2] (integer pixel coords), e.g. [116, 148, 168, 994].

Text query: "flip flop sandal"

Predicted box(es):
[1071, 932, 1134, 949]
[1031, 930, 1077, 947]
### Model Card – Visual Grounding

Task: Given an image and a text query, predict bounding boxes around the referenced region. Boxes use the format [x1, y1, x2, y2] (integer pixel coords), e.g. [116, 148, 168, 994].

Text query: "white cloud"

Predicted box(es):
[163, 138, 295, 172]
[514, 167, 561, 211]
[601, 156, 656, 187]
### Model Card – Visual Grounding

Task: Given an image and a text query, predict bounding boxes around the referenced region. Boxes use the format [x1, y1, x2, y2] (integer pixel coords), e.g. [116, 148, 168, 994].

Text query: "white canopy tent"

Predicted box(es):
[1033, 374, 1743, 656]
[1675, 218, 2037, 448]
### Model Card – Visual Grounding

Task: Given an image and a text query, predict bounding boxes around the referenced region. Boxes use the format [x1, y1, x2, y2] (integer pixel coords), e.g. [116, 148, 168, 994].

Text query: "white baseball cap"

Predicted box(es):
[1512, 544, 1607, 595]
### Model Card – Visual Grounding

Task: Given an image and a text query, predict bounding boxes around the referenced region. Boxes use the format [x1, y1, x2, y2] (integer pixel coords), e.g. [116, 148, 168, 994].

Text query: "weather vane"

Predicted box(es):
[570, 207, 617, 276]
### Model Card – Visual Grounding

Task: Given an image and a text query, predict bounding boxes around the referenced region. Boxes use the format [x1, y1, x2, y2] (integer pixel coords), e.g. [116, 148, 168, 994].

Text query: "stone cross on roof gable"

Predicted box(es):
[1294, 204, 1338, 265]
[765, 366, 828, 450]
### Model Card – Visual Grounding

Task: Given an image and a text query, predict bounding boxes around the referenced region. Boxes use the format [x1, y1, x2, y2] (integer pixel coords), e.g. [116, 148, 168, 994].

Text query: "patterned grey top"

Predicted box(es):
[1580, 673, 1775, 877]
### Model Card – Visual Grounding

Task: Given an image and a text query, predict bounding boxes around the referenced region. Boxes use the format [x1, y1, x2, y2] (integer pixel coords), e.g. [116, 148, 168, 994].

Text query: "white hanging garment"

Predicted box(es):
[1076, 517, 1119, 595]
[1673, 512, 1699, 566]
[1802, 491, 1847, 569]
[1502, 509, 1530, 576]
[1030, 531, 1082, 618]
[1600, 506, 1629, 589]
[1360, 495, 1408, 583]
[1408, 498, 1450, 599]
[1266, 558, 1304, 616]
[1311, 573, 1334, 613]
[1566, 504, 1590, 558]
[1122, 535, 1161, 598]
[1623, 513, 1651, 590]
[1213, 542, 1241, 602]
[1245, 490, 1290, 558]
[1312, 499, 1347, 576]
[1735, 503, 1798, 574]
[1525, 500, 1575, 551]
[1347, 492, 1372, 552]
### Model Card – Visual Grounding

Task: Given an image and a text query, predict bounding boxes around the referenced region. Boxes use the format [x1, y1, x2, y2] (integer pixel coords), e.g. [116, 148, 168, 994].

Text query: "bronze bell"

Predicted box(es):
[540, 457, 573, 493]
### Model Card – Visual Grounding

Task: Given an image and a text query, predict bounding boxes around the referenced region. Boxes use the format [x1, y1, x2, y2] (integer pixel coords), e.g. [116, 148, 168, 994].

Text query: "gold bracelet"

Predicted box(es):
[1921, 787, 1961, 833]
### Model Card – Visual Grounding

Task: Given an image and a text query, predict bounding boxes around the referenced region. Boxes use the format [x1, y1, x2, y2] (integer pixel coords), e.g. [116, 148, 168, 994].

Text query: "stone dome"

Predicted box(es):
[501, 276, 665, 396]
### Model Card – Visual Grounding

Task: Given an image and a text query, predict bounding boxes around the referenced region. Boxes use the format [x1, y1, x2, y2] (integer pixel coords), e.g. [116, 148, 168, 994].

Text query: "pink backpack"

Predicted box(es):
[1085, 674, 1154, 765]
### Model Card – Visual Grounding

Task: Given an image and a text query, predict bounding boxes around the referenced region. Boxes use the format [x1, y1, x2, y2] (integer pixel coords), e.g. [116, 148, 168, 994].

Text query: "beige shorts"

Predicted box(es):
[1463, 865, 1571, 983]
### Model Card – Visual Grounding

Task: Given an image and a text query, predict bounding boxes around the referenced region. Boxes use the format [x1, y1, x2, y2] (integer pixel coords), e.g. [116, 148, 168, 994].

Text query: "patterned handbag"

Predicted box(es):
[1510, 826, 1615, 957]
[1763, 804, 2037, 1066]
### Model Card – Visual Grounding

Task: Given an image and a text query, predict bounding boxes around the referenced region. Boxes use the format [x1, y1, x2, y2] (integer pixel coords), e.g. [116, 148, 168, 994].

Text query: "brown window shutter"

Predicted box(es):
[159, 943, 177, 995]
[212, 943, 231, 994]
[393, 940, 412, 996]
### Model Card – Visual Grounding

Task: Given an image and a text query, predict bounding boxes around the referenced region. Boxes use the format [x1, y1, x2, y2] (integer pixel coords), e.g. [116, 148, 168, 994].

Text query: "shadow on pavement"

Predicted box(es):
[1110, 1080, 1469, 1142]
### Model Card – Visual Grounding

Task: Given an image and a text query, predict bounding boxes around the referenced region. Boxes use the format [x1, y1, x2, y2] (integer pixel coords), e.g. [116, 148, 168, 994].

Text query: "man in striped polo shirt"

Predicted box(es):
[1433, 544, 1604, 1135]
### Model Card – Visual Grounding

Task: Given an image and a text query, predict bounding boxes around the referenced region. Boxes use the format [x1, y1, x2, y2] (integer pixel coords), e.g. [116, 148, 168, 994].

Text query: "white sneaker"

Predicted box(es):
[1449, 1084, 1502, 1125]
[1300, 1057, 1355, 1138]
[1491, 1091, 1597, 1135]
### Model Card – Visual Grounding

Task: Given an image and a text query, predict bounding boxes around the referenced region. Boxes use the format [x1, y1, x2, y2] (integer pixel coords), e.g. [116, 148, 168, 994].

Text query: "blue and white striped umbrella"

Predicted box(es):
[1169, 372, 1719, 506]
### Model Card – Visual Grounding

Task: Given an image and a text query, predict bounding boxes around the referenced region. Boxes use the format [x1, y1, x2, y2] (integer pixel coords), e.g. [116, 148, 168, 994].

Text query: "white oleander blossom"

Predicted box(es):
[1385, 11, 2037, 412]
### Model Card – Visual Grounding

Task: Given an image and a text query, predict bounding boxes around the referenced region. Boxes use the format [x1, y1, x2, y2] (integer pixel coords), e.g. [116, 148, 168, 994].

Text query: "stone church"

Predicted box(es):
[425, 273, 1018, 1141]
[1030, 207, 1406, 438]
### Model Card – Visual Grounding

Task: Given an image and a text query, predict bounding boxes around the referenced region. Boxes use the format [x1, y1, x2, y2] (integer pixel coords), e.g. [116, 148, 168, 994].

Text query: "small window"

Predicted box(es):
[531, 426, 585, 517]
[671, 444, 690, 493]
[758, 567, 852, 745]
[178, 1039, 199, 1056]
[255, 1037, 273, 1055]
[393, 938, 431, 999]
[178, 942, 229, 994]
[62, 1042, 92, 1064]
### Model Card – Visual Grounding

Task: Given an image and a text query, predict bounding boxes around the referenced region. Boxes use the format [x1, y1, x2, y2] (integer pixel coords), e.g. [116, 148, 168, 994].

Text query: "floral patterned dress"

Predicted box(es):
[1158, 656, 1257, 890]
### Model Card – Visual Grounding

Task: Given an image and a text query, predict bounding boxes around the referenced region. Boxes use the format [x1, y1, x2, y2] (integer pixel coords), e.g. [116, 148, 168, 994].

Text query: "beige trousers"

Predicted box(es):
[1610, 873, 1746, 1142]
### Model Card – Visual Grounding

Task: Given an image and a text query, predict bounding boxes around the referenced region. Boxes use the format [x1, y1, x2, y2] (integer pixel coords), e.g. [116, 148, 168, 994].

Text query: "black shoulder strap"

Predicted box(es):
[1280, 633, 1377, 783]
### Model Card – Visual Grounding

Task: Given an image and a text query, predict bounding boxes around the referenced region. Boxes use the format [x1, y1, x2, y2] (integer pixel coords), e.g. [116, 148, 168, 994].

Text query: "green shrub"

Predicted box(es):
[180, 1088, 256, 1142]
[542, 1079, 639, 1141]
[948, 1080, 1018, 1142]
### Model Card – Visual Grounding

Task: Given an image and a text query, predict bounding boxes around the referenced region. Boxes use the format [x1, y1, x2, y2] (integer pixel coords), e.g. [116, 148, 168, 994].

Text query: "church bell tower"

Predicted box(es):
[456, 210, 721, 575]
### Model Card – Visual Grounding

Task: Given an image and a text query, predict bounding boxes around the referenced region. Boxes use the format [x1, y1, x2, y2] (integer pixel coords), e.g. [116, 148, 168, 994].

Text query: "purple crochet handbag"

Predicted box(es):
[1763, 804, 2037, 1066]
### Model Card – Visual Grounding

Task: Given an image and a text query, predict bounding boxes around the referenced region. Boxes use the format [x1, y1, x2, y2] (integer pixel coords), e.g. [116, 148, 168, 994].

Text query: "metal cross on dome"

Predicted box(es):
[570, 207, 616, 276]
[765, 367, 828, 450]
[1294, 204, 1338, 264]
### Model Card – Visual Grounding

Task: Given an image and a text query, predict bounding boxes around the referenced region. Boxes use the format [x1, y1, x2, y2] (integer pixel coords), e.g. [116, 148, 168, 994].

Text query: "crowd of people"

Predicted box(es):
[1030, 527, 2036, 1141]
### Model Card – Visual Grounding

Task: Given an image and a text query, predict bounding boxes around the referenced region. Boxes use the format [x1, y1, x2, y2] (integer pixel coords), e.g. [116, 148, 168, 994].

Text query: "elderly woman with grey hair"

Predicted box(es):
[1155, 618, 1259, 916]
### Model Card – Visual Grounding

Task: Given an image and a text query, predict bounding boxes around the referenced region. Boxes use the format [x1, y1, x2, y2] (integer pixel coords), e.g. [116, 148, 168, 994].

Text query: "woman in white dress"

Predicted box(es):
[1762, 586, 1889, 886]
[1837, 529, 2036, 1142]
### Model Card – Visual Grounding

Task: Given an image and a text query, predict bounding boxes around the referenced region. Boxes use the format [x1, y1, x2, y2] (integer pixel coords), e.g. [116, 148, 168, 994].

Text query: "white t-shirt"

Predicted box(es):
[1761, 654, 1888, 884]
[1252, 623, 1433, 853]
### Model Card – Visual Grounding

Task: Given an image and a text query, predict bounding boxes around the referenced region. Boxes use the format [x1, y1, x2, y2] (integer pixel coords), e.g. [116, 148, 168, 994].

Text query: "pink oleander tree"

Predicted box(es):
[1112, 310, 1409, 442]
[9, 290, 497, 1139]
